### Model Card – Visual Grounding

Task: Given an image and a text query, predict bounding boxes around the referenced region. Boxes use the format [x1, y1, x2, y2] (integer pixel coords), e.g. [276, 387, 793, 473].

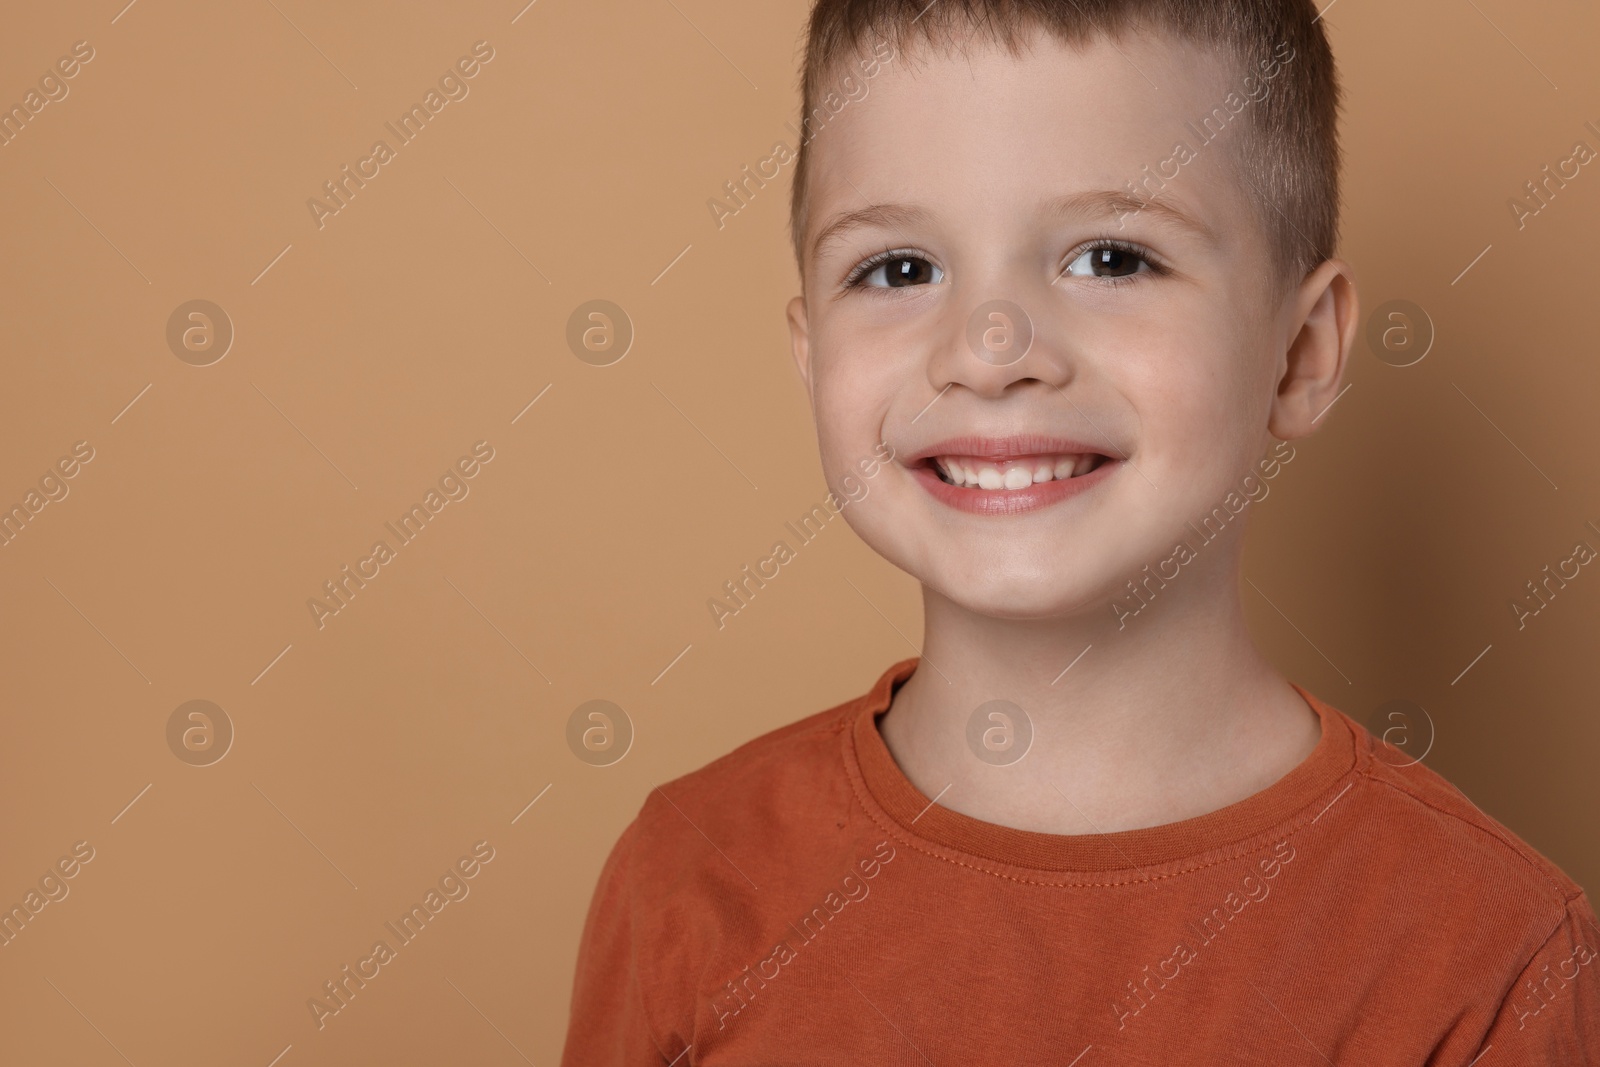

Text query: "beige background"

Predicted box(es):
[1, 0, 1597, 1062]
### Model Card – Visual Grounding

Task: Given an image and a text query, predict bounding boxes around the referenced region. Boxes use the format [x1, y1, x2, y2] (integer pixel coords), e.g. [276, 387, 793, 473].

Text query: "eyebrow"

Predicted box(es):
[810, 203, 933, 262]
[808, 189, 1217, 261]
[1047, 190, 1217, 243]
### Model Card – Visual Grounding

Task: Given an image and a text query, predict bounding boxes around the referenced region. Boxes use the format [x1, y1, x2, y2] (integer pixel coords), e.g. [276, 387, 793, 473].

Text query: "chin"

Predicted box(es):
[925, 564, 1111, 622]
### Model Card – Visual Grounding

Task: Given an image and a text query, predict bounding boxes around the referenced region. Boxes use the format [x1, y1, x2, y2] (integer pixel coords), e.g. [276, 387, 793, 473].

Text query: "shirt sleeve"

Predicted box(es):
[1472, 893, 1600, 1066]
[559, 816, 671, 1066]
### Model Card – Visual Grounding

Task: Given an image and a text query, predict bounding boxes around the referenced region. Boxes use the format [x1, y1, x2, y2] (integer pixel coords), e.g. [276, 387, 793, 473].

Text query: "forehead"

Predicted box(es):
[802, 28, 1254, 257]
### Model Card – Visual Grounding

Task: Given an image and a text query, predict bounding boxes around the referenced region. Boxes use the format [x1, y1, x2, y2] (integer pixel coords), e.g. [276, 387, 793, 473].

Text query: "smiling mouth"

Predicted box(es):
[925, 452, 1111, 490]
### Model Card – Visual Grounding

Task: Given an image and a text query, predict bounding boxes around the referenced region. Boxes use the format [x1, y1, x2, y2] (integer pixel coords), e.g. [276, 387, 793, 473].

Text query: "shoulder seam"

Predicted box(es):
[1357, 765, 1575, 911]
[657, 699, 858, 795]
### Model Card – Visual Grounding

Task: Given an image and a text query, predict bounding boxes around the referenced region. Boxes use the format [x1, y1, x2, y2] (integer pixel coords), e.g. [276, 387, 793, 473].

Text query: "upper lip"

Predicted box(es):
[903, 434, 1117, 463]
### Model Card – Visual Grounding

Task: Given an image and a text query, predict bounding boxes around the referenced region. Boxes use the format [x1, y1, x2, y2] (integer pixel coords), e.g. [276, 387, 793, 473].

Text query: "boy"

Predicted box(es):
[563, 0, 1600, 1061]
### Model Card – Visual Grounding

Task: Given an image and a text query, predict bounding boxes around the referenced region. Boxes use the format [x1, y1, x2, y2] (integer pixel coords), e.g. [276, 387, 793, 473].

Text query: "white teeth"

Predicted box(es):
[933, 453, 1103, 490]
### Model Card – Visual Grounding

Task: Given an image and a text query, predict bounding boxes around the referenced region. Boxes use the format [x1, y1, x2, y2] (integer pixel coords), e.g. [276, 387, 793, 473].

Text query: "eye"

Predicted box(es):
[847, 251, 945, 289]
[1060, 241, 1161, 282]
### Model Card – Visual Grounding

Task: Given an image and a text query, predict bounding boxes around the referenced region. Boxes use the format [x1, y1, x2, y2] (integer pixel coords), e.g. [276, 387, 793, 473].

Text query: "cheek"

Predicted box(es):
[1091, 307, 1273, 548]
[1118, 309, 1264, 459]
[809, 325, 906, 465]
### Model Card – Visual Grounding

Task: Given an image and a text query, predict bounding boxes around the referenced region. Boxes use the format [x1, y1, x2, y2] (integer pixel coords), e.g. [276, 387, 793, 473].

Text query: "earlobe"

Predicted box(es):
[786, 294, 813, 401]
[1268, 259, 1359, 441]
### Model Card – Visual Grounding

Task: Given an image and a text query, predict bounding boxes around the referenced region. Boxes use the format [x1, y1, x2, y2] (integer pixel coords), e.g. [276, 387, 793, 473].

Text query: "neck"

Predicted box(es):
[879, 532, 1322, 836]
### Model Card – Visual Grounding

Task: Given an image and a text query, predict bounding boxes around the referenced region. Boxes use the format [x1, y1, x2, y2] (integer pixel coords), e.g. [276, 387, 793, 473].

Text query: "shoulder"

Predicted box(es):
[618, 659, 910, 895]
[1310, 698, 1590, 968]
[651, 682, 863, 811]
[1295, 697, 1600, 1051]
[1343, 707, 1585, 911]
[563, 662, 913, 1049]
[584, 664, 905, 1032]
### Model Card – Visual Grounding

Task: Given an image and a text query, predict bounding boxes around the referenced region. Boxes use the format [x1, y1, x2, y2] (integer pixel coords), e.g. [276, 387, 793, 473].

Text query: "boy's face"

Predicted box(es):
[787, 28, 1344, 619]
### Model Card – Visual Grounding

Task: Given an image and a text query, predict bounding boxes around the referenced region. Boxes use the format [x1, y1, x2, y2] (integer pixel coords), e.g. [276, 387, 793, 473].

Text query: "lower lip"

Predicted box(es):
[910, 459, 1119, 516]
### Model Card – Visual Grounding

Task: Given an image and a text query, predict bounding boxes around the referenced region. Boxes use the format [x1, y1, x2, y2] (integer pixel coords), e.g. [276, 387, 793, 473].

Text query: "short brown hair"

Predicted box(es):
[789, 0, 1342, 280]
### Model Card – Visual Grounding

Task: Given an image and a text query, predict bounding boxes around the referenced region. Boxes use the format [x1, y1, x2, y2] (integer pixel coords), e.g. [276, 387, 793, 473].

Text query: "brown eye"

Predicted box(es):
[1090, 247, 1138, 276]
[1062, 243, 1155, 280]
[857, 255, 945, 288]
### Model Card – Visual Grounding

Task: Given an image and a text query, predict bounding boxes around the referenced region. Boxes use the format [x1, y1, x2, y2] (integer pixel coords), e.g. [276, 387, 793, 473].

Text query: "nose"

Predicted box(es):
[925, 281, 1076, 400]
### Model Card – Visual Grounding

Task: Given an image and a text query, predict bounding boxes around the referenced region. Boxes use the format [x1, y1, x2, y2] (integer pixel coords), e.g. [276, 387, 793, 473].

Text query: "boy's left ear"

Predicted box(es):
[785, 295, 814, 406]
[1268, 258, 1359, 441]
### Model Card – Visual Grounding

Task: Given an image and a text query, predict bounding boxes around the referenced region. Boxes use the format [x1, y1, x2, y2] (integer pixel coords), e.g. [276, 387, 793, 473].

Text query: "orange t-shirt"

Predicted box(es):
[562, 658, 1600, 1064]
